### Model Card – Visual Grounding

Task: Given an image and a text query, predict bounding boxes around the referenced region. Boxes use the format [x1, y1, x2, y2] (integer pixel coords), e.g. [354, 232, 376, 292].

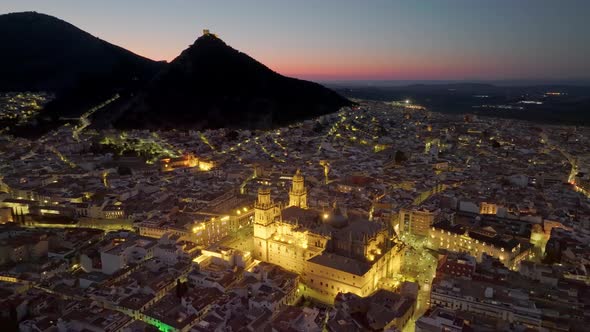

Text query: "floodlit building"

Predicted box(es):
[0, 207, 13, 223]
[429, 221, 531, 269]
[288, 169, 307, 209]
[253, 170, 404, 303]
[480, 202, 498, 215]
[160, 153, 213, 172]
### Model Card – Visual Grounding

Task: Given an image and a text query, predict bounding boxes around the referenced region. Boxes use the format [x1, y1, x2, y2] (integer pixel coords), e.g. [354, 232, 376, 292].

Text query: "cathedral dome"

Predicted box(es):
[322, 202, 348, 228]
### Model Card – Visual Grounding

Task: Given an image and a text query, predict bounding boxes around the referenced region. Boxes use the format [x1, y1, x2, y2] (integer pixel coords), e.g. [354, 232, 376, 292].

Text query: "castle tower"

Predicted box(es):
[254, 187, 279, 261]
[289, 169, 307, 209]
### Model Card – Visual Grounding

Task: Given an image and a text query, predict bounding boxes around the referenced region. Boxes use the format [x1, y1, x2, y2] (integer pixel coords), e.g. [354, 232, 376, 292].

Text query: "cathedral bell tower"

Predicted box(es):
[255, 187, 275, 225]
[289, 169, 308, 209]
[253, 187, 279, 261]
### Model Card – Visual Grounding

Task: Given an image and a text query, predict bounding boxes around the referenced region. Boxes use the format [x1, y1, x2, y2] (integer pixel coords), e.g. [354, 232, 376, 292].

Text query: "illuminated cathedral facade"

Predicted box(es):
[253, 170, 404, 303]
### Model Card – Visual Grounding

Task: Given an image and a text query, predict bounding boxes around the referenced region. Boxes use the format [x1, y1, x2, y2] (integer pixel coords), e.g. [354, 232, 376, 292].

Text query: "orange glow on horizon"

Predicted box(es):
[122, 41, 520, 81]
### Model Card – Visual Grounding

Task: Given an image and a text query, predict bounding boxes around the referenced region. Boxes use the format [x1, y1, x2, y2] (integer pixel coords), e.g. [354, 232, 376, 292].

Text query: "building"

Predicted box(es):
[253, 170, 404, 303]
[430, 276, 542, 328]
[138, 192, 253, 247]
[87, 196, 125, 220]
[399, 208, 439, 237]
[435, 252, 476, 279]
[202, 29, 217, 37]
[0, 198, 31, 216]
[160, 153, 213, 173]
[429, 221, 531, 269]
[0, 233, 48, 265]
[80, 233, 157, 275]
[479, 202, 498, 215]
[57, 303, 131, 332]
[288, 169, 307, 209]
[331, 290, 416, 331]
[415, 307, 471, 332]
[0, 207, 13, 223]
[161, 154, 198, 172]
[270, 306, 322, 332]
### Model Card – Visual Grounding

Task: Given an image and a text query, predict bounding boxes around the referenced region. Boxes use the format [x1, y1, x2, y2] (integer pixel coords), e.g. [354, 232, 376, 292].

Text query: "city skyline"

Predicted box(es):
[2, 2, 590, 332]
[2, 0, 590, 81]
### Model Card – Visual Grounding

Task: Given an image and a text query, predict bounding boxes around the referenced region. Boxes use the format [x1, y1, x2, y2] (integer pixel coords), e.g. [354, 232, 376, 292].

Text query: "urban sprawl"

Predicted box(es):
[1, 97, 590, 332]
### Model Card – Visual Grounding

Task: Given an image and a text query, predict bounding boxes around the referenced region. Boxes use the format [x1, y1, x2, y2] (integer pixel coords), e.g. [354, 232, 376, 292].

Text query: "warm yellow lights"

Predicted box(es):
[199, 162, 213, 171]
[192, 224, 206, 233]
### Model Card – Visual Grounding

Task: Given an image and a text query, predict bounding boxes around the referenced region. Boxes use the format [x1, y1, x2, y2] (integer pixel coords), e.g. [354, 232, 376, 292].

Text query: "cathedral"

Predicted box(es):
[253, 170, 404, 303]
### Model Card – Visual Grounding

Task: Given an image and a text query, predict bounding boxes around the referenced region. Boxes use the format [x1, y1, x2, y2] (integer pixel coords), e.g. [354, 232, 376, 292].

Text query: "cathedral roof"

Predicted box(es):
[281, 206, 320, 230]
[314, 217, 384, 241]
[334, 220, 384, 242]
[307, 253, 372, 276]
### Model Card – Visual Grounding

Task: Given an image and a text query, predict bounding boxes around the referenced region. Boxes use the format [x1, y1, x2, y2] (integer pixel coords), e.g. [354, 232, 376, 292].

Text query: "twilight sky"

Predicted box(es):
[2, 0, 589, 81]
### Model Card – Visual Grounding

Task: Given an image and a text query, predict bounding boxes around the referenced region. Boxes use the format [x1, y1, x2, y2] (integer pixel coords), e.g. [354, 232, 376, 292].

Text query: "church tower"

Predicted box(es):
[253, 187, 279, 261]
[289, 169, 307, 209]
[255, 187, 275, 224]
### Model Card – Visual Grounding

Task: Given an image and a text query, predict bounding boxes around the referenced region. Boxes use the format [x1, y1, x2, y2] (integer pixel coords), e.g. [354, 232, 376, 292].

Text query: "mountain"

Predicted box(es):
[0, 11, 164, 135]
[1, 13, 350, 134]
[113, 33, 352, 130]
[0, 11, 163, 93]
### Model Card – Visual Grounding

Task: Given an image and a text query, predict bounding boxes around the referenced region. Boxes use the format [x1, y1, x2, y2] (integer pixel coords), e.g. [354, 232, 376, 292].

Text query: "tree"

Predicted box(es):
[175, 279, 188, 299]
[175, 279, 182, 298]
[313, 122, 325, 133]
[117, 166, 132, 176]
[225, 130, 239, 141]
[3, 305, 19, 332]
[395, 150, 408, 164]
